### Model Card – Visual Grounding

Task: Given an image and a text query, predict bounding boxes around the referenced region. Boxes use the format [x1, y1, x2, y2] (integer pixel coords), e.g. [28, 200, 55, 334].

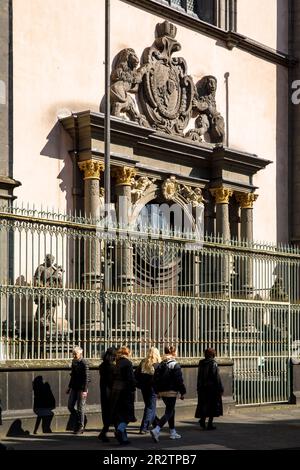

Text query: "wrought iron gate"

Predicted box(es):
[231, 300, 290, 405]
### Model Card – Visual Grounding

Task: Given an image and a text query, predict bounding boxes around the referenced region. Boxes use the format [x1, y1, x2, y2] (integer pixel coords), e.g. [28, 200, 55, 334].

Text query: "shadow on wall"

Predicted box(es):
[40, 121, 75, 214]
[32, 376, 56, 434]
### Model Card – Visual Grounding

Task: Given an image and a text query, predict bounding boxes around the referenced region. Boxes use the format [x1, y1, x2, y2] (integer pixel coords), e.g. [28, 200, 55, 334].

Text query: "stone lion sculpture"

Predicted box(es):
[110, 48, 148, 126]
[186, 75, 225, 144]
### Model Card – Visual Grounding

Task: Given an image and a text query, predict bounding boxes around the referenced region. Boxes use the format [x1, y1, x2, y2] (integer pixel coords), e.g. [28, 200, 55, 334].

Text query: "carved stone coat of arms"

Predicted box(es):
[108, 20, 225, 144]
[138, 21, 194, 135]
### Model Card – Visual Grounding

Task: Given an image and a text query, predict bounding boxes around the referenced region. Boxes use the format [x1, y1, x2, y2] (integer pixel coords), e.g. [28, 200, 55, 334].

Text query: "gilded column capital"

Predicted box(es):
[112, 166, 136, 186]
[78, 159, 104, 180]
[210, 187, 233, 204]
[236, 192, 258, 209]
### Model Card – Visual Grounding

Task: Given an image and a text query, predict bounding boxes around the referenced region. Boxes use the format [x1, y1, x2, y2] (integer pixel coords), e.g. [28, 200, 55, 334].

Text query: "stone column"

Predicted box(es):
[210, 187, 233, 241]
[112, 166, 136, 328]
[204, 190, 215, 237]
[236, 192, 258, 297]
[210, 187, 233, 296]
[236, 192, 258, 243]
[78, 159, 104, 330]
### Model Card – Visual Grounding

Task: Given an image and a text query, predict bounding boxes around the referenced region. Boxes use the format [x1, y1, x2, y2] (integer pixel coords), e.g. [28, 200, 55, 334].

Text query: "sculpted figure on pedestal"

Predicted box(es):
[33, 254, 63, 328]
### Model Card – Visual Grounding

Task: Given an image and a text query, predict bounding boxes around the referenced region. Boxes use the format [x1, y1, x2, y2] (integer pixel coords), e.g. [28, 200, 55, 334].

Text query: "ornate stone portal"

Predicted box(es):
[109, 21, 225, 143]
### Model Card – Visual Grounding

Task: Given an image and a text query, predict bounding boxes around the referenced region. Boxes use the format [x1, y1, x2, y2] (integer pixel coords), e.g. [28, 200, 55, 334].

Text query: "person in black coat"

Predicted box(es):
[195, 348, 224, 430]
[98, 346, 116, 442]
[150, 345, 186, 442]
[66, 346, 90, 434]
[109, 346, 136, 445]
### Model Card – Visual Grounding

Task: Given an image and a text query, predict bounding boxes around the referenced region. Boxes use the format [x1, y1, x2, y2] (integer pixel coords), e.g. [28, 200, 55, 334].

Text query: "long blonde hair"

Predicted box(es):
[141, 347, 161, 374]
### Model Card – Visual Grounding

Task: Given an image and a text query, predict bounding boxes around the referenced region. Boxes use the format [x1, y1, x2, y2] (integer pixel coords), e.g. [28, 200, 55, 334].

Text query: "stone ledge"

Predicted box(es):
[0, 357, 233, 370]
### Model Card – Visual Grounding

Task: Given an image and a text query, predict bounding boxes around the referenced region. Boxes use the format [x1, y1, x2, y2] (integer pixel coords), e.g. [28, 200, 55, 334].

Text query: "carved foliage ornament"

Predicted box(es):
[236, 192, 258, 209]
[112, 166, 136, 186]
[78, 160, 104, 179]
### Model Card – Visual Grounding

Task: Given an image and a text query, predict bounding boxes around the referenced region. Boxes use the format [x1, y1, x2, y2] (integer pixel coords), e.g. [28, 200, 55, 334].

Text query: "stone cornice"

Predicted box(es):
[122, 0, 296, 68]
[0, 175, 21, 190]
[60, 111, 272, 192]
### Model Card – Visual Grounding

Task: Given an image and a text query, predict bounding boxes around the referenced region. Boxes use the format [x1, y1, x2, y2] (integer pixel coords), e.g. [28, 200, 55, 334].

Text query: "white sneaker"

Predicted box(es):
[150, 428, 160, 443]
[170, 431, 181, 439]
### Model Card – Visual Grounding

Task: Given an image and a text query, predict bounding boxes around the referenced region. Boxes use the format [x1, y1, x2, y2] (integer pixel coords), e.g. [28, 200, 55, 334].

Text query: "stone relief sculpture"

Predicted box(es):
[138, 21, 194, 135]
[131, 176, 156, 203]
[108, 22, 225, 144]
[161, 177, 203, 207]
[181, 185, 204, 207]
[162, 176, 179, 200]
[110, 48, 148, 126]
[186, 76, 225, 144]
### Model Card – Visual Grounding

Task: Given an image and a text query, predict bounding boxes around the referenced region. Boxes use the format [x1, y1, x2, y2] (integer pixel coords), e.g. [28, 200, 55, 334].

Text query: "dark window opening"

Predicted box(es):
[158, 0, 237, 31]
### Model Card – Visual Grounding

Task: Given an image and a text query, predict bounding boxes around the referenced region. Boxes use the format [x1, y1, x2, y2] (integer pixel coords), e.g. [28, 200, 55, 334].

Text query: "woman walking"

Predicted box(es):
[151, 345, 186, 442]
[98, 346, 116, 442]
[195, 348, 224, 430]
[135, 347, 161, 434]
[110, 346, 136, 445]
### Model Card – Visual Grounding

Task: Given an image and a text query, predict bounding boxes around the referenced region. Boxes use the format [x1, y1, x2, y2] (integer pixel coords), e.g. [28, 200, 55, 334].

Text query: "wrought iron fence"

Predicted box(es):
[1, 205, 300, 372]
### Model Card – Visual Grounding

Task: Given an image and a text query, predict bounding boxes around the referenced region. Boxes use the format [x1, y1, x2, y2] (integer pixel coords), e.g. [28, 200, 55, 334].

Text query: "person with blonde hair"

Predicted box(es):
[135, 346, 161, 434]
[109, 346, 136, 445]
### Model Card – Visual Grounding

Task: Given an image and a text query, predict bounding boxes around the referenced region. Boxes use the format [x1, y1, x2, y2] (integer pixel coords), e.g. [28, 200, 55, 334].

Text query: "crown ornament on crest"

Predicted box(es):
[155, 20, 177, 39]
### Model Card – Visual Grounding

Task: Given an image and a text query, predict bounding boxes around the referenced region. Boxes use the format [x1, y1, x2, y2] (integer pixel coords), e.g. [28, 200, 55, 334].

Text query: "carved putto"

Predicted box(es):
[138, 21, 194, 135]
[186, 76, 225, 144]
[110, 48, 148, 126]
[131, 176, 156, 203]
[181, 185, 204, 207]
[161, 177, 204, 207]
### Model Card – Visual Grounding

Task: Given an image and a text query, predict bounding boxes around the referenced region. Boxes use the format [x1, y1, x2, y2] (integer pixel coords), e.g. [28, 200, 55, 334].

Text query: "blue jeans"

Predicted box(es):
[140, 388, 157, 431]
[68, 389, 86, 429]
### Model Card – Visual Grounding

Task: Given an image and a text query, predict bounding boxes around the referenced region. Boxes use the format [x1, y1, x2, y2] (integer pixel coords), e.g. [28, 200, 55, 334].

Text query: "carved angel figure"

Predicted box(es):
[110, 48, 148, 126]
[186, 75, 225, 144]
[131, 176, 155, 203]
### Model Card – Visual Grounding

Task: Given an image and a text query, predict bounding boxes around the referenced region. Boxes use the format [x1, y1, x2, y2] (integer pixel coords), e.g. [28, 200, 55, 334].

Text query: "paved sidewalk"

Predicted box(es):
[2, 406, 300, 450]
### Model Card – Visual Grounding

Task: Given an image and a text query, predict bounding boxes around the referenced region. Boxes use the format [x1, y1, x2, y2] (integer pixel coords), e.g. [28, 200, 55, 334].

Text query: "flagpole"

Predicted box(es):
[104, 0, 111, 211]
